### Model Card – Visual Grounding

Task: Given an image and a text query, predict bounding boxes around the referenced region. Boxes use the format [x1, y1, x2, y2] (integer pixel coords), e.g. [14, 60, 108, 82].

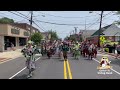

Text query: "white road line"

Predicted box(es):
[93, 58, 120, 75]
[9, 56, 41, 79]
[110, 68, 120, 75]
[9, 67, 27, 79]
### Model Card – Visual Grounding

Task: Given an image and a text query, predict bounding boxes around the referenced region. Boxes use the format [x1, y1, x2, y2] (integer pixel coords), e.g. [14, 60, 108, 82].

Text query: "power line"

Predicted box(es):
[8, 11, 46, 32]
[34, 19, 101, 26]
[33, 22, 46, 32]
[15, 11, 30, 19]
[86, 12, 115, 30]
[15, 11, 47, 32]
[35, 12, 114, 26]
[37, 11, 98, 19]
[14, 12, 30, 23]
[8, 11, 30, 20]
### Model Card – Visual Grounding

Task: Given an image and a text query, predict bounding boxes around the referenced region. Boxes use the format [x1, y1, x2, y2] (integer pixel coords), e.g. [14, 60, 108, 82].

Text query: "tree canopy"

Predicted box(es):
[31, 33, 43, 45]
[0, 17, 14, 24]
[48, 30, 59, 40]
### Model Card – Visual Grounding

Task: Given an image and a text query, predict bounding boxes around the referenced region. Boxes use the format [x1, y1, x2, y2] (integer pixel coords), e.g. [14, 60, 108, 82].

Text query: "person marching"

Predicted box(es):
[21, 40, 36, 78]
[61, 41, 69, 61]
[73, 41, 80, 60]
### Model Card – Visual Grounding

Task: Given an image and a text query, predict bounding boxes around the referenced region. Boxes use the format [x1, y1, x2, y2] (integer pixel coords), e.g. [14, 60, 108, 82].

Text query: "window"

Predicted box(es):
[11, 29, 20, 35]
[24, 32, 29, 36]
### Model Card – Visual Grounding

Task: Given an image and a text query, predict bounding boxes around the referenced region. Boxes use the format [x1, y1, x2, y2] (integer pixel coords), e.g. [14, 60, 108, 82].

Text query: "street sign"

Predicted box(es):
[100, 36, 105, 41]
[100, 36, 105, 45]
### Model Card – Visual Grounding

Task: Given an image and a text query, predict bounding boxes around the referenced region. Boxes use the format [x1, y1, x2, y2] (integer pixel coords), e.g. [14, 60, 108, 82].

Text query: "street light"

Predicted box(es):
[89, 11, 104, 50]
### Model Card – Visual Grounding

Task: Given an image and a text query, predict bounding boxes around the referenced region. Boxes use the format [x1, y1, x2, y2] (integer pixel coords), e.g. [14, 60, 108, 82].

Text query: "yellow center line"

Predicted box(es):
[64, 60, 67, 79]
[66, 60, 73, 79]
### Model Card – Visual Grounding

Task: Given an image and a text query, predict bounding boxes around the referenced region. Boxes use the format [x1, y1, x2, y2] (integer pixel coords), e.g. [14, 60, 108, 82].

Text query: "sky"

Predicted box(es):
[0, 11, 119, 39]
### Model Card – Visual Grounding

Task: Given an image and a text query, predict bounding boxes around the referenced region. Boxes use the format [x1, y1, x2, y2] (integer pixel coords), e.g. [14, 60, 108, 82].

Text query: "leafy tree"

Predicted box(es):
[0, 17, 14, 24]
[31, 33, 43, 45]
[48, 30, 59, 40]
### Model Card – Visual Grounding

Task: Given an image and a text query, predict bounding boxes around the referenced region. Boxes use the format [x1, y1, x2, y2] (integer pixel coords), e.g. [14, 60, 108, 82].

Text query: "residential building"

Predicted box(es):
[80, 30, 96, 41]
[86, 24, 120, 45]
[41, 32, 51, 40]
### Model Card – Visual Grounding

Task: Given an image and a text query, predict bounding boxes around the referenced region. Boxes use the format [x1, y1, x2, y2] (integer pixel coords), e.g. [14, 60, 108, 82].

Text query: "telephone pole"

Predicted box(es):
[74, 27, 78, 34]
[29, 11, 33, 40]
[98, 11, 104, 50]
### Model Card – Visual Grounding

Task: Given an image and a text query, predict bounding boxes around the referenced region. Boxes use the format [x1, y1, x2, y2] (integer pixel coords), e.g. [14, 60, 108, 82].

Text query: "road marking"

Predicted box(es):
[9, 67, 27, 79]
[110, 68, 120, 75]
[9, 56, 41, 79]
[64, 60, 72, 79]
[93, 58, 120, 75]
[66, 60, 72, 79]
[64, 60, 67, 79]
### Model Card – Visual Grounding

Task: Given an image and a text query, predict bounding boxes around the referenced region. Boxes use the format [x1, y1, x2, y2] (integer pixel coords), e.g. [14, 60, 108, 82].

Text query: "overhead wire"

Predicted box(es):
[8, 11, 46, 32]
[36, 11, 98, 18]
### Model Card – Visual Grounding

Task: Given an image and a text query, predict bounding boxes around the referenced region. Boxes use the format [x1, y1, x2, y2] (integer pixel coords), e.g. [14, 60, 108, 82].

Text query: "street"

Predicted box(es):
[0, 52, 120, 79]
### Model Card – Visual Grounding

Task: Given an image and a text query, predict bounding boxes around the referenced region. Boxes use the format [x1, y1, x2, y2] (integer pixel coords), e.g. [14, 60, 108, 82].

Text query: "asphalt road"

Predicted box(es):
[0, 52, 120, 79]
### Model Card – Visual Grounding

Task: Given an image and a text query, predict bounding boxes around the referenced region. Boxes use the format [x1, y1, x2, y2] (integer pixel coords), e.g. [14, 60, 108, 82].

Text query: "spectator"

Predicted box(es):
[115, 44, 120, 59]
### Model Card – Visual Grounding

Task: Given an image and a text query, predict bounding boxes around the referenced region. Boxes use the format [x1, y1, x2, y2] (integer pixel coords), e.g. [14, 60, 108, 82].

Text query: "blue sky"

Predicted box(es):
[0, 11, 119, 39]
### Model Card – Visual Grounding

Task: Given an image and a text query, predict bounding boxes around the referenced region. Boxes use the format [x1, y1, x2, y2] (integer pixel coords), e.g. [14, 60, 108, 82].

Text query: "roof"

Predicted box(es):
[12, 23, 40, 32]
[91, 24, 113, 36]
[41, 32, 51, 36]
[81, 30, 97, 36]
[103, 24, 120, 36]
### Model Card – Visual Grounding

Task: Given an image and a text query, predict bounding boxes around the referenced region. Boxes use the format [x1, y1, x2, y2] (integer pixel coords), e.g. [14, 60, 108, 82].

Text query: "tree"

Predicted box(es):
[48, 30, 59, 41]
[0, 17, 14, 24]
[31, 33, 43, 45]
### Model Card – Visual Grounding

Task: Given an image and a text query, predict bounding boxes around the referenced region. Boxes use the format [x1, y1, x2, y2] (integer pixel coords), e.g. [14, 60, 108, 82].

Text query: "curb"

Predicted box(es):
[99, 51, 118, 58]
[0, 55, 23, 64]
[0, 58, 11, 62]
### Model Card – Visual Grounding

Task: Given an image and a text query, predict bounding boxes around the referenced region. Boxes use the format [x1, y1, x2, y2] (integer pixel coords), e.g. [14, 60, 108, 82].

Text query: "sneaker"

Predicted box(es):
[27, 75, 32, 78]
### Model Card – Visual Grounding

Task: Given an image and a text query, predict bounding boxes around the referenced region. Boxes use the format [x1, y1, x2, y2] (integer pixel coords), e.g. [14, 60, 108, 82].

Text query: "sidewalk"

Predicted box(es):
[0, 49, 22, 63]
[98, 50, 118, 58]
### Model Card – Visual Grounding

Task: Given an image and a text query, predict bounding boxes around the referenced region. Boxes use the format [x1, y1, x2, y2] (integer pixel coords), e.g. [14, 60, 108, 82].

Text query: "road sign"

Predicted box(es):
[100, 36, 105, 45]
[100, 36, 105, 41]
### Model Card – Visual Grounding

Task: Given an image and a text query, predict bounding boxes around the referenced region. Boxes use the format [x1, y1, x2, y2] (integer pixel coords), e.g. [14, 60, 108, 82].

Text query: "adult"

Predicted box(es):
[21, 40, 36, 78]
[62, 41, 69, 61]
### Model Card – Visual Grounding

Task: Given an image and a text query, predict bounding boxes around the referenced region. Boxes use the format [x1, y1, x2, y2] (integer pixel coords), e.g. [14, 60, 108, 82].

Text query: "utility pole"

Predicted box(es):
[98, 11, 104, 50]
[85, 19, 86, 31]
[74, 27, 78, 34]
[29, 11, 33, 40]
[74, 27, 78, 41]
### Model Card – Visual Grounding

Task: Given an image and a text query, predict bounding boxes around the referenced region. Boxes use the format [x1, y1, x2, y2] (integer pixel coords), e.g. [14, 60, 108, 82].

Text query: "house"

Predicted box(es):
[41, 32, 51, 40]
[13, 23, 40, 34]
[86, 24, 120, 45]
[80, 30, 97, 41]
